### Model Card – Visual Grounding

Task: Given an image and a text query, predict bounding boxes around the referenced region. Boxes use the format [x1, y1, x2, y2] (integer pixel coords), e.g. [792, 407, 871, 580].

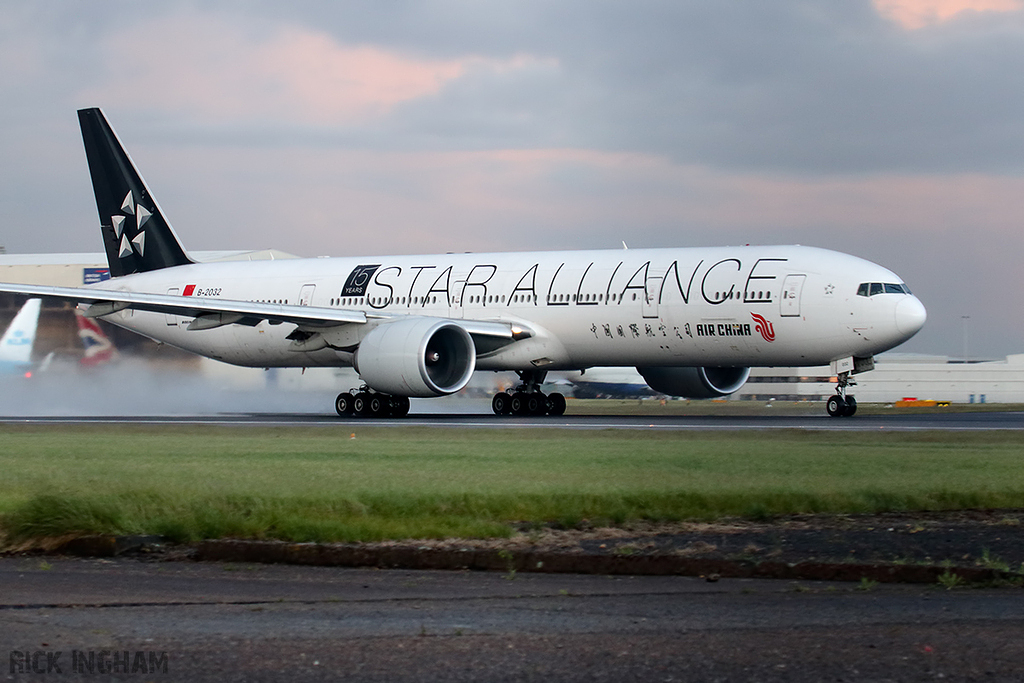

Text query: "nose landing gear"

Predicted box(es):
[491, 370, 567, 417]
[827, 372, 858, 417]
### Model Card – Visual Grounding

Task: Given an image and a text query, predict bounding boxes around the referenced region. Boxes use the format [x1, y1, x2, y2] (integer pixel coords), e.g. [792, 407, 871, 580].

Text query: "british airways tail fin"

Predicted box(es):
[0, 298, 42, 366]
[78, 108, 194, 277]
[75, 309, 118, 367]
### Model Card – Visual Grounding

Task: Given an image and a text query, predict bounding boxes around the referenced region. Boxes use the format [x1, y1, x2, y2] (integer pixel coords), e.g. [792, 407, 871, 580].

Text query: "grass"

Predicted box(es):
[2, 424, 1024, 545]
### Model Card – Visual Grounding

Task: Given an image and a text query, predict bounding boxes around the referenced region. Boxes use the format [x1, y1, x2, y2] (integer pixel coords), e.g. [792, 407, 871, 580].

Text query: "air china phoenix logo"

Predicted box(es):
[751, 313, 776, 342]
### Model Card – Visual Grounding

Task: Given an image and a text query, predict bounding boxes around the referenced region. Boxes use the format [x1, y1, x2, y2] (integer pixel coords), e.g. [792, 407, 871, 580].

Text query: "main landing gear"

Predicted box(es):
[826, 371, 858, 417]
[335, 388, 411, 418]
[491, 370, 567, 417]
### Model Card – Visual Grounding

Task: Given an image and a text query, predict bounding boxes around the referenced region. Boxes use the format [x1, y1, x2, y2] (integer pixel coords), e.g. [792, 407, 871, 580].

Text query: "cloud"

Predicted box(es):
[65, 4, 1024, 176]
[4, 2, 1024, 357]
[141, 142, 1024, 254]
[81, 12, 546, 126]
[874, 0, 1024, 28]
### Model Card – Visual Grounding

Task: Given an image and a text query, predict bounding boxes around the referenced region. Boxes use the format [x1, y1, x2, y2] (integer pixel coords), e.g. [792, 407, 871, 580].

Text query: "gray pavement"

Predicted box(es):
[3, 408, 1024, 431]
[3, 556, 1024, 681]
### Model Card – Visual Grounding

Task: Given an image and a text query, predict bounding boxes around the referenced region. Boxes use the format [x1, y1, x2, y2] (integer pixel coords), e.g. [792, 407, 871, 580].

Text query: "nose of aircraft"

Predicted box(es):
[895, 296, 927, 338]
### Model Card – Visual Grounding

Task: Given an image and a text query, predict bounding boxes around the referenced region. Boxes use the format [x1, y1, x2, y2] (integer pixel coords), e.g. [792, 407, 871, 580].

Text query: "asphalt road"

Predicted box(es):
[3, 409, 1023, 431]
[2, 556, 1024, 681]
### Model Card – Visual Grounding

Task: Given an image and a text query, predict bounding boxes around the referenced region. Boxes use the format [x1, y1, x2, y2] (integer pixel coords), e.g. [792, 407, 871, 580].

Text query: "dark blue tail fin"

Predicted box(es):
[78, 108, 193, 277]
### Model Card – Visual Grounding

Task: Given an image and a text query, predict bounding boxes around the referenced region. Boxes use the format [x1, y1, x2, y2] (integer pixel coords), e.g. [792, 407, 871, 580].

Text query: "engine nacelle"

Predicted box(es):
[637, 366, 751, 399]
[354, 318, 476, 397]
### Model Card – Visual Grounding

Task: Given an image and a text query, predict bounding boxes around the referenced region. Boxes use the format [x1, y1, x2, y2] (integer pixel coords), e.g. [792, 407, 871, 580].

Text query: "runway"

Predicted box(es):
[4, 367, 1022, 429]
[3, 407, 1024, 430]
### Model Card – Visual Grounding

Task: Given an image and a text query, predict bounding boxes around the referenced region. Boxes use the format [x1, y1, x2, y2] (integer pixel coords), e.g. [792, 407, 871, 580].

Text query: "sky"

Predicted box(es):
[1, 0, 1023, 359]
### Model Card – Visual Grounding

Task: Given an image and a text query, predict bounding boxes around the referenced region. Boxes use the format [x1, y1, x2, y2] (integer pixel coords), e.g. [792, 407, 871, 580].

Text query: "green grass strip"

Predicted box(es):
[2, 425, 1023, 544]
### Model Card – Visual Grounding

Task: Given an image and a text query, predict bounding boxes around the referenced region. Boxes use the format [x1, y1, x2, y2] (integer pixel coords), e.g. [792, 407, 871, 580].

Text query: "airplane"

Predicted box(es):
[0, 108, 926, 418]
[559, 367, 657, 399]
[75, 309, 118, 367]
[0, 298, 43, 378]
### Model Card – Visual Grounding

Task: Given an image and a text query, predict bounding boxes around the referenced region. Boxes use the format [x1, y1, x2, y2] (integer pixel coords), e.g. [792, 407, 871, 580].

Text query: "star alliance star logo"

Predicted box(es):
[110, 190, 150, 259]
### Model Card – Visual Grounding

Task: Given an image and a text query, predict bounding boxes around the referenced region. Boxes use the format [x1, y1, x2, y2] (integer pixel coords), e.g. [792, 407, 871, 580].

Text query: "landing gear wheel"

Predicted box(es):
[496, 371, 572, 418]
[368, 394, 388, 417]
[492, 392, 511, 416]
[826, 395, 846, 417]
[335, 392, 354, 416]
[842, 395, 857, 417]
[547, 392, 566, 417]
[353, 392, 372, 416]
[390, 396, 411, 418]
[827, 370, 859, 418]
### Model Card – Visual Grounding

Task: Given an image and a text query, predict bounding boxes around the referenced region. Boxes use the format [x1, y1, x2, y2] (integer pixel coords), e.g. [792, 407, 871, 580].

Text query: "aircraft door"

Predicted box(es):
[449, 274, 465, 319]
[643, 274, 662, 319]
[299, 284, 315, 306]
[165, 287, 179, 326]
[780, 274, 806, 317]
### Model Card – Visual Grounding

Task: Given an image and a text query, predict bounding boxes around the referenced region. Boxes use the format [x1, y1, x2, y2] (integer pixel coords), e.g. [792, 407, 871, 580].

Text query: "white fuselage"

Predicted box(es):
[91, 244, 925, 372]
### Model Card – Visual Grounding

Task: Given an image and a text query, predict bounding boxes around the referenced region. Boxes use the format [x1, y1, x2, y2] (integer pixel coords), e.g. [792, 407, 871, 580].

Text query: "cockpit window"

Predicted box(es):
[857, 282, 912, 297]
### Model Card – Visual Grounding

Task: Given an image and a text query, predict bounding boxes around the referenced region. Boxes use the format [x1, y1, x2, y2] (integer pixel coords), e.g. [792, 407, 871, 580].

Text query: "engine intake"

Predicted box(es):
[354, 318, 476, 397]
[637, 366, 750, 399]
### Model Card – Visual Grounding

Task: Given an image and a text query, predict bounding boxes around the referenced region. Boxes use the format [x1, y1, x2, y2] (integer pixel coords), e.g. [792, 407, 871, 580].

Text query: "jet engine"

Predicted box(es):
[637, 366, 751, 399]
[354, 318, 476, 397]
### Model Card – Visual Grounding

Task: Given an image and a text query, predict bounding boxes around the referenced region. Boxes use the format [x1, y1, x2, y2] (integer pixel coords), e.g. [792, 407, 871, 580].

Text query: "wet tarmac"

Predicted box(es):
[3, 408, 1024, 431]
[3, 556, 1024, 681]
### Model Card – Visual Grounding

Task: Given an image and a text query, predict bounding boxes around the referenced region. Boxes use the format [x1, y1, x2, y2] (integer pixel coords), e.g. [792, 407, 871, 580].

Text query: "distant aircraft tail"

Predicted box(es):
[0, 298, 42, 365]
[75, 309, 119, 367]
[78, 108, 194, 277]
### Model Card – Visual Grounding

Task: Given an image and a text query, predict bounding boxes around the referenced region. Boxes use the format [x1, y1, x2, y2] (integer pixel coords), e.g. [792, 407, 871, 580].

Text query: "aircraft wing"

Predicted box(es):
[0, 281, 521, 339]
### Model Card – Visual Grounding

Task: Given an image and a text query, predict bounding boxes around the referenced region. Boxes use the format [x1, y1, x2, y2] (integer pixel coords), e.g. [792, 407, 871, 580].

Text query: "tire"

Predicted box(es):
[510, 392, 527, 415]
[826, 395, 845, 417]
[335, 392, 354, 416]
[492, 392, 511, 416]
[369, 395, 387, 417]
[354, 392, 372, 416]
[391, 396, 411, 417]
[526, 393, 545, 415]
[547, 392, 567, 417]
[842, 395, 857, 417]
